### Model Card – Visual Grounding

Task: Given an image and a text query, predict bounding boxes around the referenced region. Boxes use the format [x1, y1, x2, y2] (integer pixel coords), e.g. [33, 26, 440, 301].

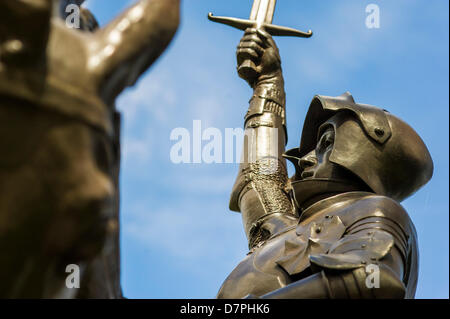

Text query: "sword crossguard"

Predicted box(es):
[208, 13, 313, 38]
[208, 12, 312, 79]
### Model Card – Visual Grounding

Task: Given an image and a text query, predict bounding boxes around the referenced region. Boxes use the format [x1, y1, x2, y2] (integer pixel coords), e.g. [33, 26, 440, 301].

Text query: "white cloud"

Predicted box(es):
[123, 200, 245, 260]
[117, 70, 177, 126]
[121, 134, 153, 164]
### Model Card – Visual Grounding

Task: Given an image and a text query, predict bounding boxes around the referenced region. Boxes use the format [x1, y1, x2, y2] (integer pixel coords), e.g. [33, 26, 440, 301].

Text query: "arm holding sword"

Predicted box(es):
[230, 28, 297, 249]
[210, 0, 312, 250]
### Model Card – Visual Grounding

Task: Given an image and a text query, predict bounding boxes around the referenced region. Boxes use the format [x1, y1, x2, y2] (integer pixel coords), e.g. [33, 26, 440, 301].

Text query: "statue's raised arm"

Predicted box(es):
[230, 28, 296, 250]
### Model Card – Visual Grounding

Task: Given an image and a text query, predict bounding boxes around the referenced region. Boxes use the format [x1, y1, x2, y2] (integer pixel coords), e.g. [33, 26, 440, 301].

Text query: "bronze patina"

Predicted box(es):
[0, 0, 180, 298]
[211, 0, 433, 299]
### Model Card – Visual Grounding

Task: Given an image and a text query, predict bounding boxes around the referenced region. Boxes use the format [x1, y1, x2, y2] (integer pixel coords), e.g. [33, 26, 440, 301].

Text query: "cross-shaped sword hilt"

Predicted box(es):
[208, 0, 312, 79]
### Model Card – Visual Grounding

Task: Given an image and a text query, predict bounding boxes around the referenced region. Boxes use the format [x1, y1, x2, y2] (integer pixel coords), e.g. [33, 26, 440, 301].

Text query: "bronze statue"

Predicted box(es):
[0, 0, 179, 298]
[211, 1, 433, 299]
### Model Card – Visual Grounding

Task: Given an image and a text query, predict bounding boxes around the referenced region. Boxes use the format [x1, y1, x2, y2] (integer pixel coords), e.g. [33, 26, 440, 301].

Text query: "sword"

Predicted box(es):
[208, 0, 312, 79]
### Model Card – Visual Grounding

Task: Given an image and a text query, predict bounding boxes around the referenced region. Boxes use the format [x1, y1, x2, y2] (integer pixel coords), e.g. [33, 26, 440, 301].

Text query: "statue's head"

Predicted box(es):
[284, 92, 433, 210]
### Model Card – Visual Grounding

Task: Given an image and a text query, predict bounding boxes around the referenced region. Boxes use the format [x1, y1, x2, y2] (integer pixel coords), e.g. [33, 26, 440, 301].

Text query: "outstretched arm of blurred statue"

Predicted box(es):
[87, 0, 180, 104]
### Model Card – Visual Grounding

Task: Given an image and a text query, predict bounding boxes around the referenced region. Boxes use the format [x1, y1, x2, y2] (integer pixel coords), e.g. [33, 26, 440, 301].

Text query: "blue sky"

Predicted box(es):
[85, 0, 449, 298]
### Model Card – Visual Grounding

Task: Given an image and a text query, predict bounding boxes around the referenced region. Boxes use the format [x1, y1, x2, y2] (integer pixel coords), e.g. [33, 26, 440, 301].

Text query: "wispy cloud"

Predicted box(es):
[118, 70, 178, 126]
[123, 199, 245, 260]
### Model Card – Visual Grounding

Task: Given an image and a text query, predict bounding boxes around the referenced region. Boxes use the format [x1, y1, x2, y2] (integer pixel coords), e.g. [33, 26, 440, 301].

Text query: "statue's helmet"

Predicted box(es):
[285, 92, 433, 202]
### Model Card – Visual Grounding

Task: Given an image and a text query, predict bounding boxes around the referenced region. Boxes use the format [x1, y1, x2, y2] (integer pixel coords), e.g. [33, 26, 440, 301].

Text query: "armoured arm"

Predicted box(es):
[231, 29, 295, 248]
[87, 0, 180, 104]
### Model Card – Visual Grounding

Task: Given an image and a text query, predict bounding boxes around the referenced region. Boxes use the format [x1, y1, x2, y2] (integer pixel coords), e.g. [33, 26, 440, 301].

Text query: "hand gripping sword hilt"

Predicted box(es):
[208, 13, 313, 79]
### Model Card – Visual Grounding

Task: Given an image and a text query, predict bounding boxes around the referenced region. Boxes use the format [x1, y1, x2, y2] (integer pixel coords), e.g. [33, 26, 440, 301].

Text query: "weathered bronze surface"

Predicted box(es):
[0, 0, 179, 298]
[213, 1, 433, 299]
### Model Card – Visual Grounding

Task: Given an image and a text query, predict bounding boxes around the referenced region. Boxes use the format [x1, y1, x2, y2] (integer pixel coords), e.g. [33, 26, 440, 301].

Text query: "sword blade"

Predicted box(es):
[249, 0, 262, 20]
[250, 0, 277, 28]
[265, 0, 277, 23]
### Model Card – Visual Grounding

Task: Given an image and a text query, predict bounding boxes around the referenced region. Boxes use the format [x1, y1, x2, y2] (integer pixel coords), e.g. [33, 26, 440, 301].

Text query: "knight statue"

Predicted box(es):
[210, 5, 433, 298]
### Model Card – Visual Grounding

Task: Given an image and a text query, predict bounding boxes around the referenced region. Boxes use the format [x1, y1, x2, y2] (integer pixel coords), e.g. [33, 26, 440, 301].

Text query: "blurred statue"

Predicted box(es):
[0, 0, 180, 298]
[210, 1, 433, 299]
